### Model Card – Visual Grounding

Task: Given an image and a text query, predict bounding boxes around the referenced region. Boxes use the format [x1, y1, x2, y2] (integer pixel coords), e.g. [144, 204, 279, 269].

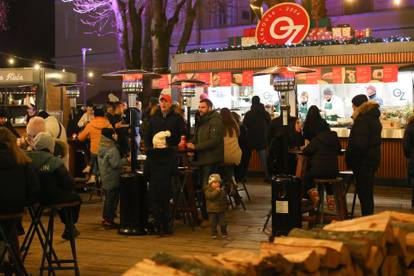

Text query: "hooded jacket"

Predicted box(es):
[346, 101, 382, 171]
[97, 136, 128, 190]
[25, 150, 79, 205]
[303, 130, 342, 177]
[0, 144, 39, 213]
[193, 111, 224, 166]
[243, 103, 271, 150]
[204, 184, 228, 213]
[78, 116, 112, 154]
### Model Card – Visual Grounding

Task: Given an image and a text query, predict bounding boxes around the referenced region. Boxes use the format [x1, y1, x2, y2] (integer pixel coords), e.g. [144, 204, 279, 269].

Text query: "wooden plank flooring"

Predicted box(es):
[20, 178, 414, 275]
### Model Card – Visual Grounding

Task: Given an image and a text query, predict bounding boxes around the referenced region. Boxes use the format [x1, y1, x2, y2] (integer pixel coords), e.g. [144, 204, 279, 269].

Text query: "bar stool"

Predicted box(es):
[40, 201, 81, 276]
[313, 177, 347, 225]
[0, 212, 27, 276]
[339, 170, 357, 219]
[237, 180, 251, 201]
[171, 168, 198, 231]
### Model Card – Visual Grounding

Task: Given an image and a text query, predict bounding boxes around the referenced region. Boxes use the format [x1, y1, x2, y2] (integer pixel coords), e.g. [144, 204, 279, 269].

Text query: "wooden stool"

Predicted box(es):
[0, 212, 27, 276]
[339, 170, 357, 219]
[39, 201, 81, 276]
[314, 177, 347, 225]
[171, 169, 198, 231]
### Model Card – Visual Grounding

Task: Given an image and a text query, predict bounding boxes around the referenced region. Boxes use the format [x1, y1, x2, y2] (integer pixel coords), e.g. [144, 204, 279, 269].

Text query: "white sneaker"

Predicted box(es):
[86, 175, 96, 184]
[82, 165, 91, 174]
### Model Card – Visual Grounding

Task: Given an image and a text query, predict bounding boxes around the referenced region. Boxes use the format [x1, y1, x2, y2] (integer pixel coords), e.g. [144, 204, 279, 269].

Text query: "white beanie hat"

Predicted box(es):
[208, 174, 221, 185]
[33, 132, 55, 154]
[152, 130, 171, 149]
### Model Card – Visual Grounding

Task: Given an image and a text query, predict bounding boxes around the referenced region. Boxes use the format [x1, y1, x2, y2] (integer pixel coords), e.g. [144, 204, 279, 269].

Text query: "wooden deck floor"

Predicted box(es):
[21, 178, 413, 275]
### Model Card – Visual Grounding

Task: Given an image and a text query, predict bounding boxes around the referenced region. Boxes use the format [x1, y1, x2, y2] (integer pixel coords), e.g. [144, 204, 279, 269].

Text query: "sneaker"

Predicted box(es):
[61, 226, 80, 240]
[211, 235, 217, 239]
[86, 174, 96, 184]
[82, 165, 91, 174]
[326, 195, 336, 211]
[102, 219, 118, 229]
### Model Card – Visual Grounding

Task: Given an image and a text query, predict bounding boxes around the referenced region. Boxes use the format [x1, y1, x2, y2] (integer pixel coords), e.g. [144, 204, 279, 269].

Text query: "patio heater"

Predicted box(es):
[102, 69, 160, 236]
[170, 79, 206, 137]
[255, 65, 314, 239]
[102, 69, 160, 171]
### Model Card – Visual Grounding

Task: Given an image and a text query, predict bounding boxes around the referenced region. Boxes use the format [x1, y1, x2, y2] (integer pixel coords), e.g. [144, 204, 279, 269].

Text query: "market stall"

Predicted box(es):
[170, 40, 414, 182]
[0, 67, 76, 136]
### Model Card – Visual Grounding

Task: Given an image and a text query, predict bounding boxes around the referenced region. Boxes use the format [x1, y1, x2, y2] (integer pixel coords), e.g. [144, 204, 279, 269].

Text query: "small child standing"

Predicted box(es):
[204, 174, 228, 239]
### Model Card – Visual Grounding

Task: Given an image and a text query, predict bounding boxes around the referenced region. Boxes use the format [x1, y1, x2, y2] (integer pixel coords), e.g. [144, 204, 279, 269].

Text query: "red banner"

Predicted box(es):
[196, 73, 211, 85]
[215, 72, 232, 87]
[332, 67, 343, 84]
[152, 74, 170, 89]
[242, 71, 254, 86]
[356, 66, 372, 83]
[305, 68, 321, 84]
[382, 65, 398, 82]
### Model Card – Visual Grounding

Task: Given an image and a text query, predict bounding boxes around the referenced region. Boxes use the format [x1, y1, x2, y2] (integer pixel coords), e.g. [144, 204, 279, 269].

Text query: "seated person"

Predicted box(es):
[303, 123, 341, 210]
[26, 132, 81, 240]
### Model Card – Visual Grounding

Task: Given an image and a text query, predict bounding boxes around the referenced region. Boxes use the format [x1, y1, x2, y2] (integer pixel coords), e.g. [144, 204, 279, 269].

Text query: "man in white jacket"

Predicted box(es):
[321, 88, 345, 123]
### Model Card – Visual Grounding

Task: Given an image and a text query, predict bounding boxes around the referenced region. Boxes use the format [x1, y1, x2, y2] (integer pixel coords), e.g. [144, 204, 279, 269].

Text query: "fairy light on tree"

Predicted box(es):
[62, 0, 201, 72]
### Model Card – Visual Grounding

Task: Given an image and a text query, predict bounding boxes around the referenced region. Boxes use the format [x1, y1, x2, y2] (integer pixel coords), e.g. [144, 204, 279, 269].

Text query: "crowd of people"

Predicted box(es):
[0, 88, 389, 244]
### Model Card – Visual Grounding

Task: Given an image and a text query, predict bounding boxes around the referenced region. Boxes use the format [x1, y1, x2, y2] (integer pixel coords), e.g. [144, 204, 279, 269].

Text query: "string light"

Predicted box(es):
[33, 63, 41, 69]
[7, 57, 14, 65]
[87, 71, 94, 78]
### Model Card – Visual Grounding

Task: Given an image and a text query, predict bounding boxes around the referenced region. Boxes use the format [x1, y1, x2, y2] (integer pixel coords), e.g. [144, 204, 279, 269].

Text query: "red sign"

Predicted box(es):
[256, 3, 310, 45]
[356, 66, 372, 83]
[196, 73, 211, 85]
[331, 67, 343, 84]
[215, 72, 232, 87]
[242, 71, 254, 86]
[122, 74, 142, 81]
[382, 65, 398, 82]
[153, 74, 170, 89]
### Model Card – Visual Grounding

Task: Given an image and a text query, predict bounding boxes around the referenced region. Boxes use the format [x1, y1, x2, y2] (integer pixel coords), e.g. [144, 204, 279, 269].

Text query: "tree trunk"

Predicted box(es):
[128, 0, 144, 68]
[142, 2, 153, 71]
[151, 0, 186, 73]
[111, 0, 132, 69]
[177, 0, 201, 54]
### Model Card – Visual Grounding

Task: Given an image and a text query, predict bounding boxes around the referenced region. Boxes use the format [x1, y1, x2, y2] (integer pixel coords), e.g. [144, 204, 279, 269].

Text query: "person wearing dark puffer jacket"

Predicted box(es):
[303, 123, 341, 210]
[26, 132, 81, 240]
[346, 94, 382, 216]
[403, 114, 414, 207]
[0, 127, 39, 260]
[243, 96, 271, 182]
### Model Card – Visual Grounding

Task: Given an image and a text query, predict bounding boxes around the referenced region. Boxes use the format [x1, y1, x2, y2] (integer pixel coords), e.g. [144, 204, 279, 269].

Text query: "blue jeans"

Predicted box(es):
[90, 154, 98, 175]
[103, 187, 119, 222]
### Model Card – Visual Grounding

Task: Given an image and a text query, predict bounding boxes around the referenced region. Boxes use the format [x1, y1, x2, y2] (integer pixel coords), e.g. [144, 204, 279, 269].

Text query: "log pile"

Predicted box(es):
[122, 211, 414, 276]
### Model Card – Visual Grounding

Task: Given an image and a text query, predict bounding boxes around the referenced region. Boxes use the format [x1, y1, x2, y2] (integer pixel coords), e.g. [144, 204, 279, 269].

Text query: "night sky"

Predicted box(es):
[0, 0, 55, 67]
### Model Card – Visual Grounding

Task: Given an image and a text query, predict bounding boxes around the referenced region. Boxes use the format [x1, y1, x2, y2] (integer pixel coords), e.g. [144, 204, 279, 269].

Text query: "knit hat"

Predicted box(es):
[208, 174, 221, 185]
[33, 132, 55, 153]
[323, 88, 333, 95]
[26, 116, 46, 138]
[101, 128, 115, 140]
[152, 130, 171, 149]
[352, 94, 369, 107]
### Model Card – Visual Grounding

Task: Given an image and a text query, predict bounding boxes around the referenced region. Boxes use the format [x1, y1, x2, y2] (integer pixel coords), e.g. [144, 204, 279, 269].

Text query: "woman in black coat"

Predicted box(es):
[303, 120, 341, 209]
[242, 96, 271, 181]
[403, 116, 414, 207]
[346, 95, 382, 216]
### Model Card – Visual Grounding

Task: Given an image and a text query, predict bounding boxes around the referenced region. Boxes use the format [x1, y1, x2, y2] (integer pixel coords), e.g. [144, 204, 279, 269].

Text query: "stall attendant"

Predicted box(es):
[321, 88, 344, 122]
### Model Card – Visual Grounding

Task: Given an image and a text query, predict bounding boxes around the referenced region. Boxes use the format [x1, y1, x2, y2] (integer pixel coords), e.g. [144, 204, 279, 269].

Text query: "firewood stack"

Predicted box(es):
[123, 211, 414, 276]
